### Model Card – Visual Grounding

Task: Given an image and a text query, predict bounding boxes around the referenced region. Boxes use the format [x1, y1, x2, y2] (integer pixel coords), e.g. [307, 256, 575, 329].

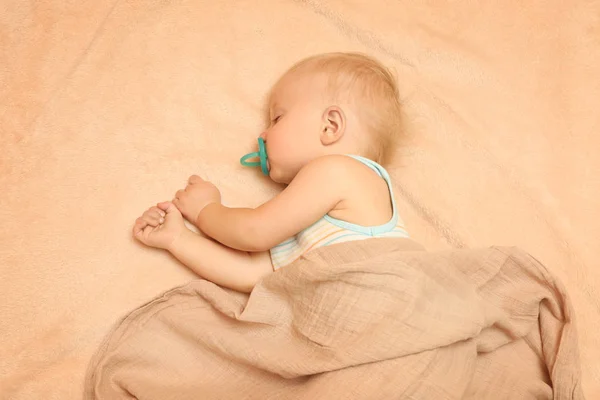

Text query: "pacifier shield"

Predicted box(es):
[240, 137, 269, 176]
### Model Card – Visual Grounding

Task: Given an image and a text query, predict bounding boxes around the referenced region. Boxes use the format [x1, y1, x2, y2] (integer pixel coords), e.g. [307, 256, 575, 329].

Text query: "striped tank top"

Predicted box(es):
[269, 155, 409, 270]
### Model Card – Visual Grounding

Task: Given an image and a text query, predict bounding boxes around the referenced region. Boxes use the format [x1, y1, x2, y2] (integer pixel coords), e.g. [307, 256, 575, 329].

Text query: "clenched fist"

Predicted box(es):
[133, 201, 185, 250]
[173, 175, 221, 225]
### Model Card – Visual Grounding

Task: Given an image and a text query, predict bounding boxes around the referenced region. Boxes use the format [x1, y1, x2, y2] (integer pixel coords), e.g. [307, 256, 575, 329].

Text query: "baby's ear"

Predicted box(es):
[320, 106, 346, 145]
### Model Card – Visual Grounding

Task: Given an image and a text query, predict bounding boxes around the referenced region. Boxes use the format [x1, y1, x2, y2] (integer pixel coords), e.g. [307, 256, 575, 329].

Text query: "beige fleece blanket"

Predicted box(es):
[2, 1, 599, 399]
[84, 238, 582, 399]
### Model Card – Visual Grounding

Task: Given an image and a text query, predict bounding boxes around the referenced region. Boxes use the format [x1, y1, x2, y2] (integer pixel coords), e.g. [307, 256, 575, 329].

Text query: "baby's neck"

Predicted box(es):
[319, 139, 364, 158]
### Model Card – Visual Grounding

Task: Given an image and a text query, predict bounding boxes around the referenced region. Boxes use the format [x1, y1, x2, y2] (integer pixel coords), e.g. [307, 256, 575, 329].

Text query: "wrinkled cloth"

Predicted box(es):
[85, 239, 583, 399]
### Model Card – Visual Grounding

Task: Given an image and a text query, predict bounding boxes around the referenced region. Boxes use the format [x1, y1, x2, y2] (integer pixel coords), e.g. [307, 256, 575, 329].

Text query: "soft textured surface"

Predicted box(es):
[1, 1, 598, 398]
[85, 239, 583, 399]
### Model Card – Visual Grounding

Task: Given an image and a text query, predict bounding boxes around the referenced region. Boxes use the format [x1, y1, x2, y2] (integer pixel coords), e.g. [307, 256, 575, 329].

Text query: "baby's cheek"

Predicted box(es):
[266, 142, 282, 165]
[267, 167, 282, 183]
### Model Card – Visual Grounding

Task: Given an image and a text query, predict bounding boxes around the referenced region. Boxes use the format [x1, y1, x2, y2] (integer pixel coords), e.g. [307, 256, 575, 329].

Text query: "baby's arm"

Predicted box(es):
[197, 155, 346, 252]
[134, 201, 272, 293]
[168, 230, 272, 293]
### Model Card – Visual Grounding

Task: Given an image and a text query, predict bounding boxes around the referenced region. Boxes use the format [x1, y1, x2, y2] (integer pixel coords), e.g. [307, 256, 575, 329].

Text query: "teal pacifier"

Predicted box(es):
[240, 137, 269, 176]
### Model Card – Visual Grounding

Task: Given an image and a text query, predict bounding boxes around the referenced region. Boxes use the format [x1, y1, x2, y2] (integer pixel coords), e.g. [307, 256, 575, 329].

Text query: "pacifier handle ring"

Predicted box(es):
[240, 152, 261, 167]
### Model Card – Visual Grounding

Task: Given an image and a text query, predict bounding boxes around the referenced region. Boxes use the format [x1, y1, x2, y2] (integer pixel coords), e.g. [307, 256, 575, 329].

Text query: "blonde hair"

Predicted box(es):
[281, 52, 403, 165]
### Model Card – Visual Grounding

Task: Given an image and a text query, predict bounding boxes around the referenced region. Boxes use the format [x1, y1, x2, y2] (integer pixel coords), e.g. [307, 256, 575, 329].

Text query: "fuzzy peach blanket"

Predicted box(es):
[1, 0, 598, 398]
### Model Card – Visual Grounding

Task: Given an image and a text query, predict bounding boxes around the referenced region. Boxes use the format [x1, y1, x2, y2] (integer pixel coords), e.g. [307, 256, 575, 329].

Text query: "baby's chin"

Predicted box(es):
[267, 163, 293, 184]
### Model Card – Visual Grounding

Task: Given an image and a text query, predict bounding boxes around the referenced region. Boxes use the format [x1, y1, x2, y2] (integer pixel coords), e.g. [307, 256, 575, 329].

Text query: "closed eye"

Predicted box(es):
[272, 115, 282, 124]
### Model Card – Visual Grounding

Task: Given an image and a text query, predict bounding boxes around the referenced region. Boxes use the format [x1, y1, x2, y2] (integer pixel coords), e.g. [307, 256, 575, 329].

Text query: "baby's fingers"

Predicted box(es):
[133, 217, 148, 237]
[174, 189, 185, 199]
[134, 224, 156, 247]
[147, 206, 165, 219]
[151, 206, 166, 218]
[188, 175, 203, 184]
[142, 208, 165, 226]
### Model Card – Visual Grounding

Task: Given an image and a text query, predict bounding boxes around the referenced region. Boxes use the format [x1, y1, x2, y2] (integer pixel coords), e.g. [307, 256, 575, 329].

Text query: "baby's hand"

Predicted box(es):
[133, 202, 185, 250]
[173, 175, 221, 225]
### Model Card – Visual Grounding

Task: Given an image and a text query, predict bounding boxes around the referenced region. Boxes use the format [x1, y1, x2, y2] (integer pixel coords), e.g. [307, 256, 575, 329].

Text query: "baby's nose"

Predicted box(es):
[259, 131, 267, 140]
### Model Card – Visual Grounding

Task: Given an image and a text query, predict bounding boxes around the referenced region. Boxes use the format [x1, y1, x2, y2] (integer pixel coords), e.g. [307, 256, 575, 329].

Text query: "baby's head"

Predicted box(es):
[261, 52, 402, 184]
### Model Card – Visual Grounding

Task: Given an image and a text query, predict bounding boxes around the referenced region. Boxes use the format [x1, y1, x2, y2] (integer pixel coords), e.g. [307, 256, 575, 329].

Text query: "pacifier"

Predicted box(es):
[240, 137, 269, 176]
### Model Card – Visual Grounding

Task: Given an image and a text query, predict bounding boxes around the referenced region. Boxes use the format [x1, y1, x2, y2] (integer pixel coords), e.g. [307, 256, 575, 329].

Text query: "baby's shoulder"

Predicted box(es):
[310, 155, 393, 224]
[305, 154, 386, 192]
[297, 154, 358, 183]
[305, 154, 369, 175]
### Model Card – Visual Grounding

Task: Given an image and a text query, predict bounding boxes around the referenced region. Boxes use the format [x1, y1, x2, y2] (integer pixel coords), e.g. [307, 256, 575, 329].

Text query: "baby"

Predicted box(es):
[133, 52, 409, 292]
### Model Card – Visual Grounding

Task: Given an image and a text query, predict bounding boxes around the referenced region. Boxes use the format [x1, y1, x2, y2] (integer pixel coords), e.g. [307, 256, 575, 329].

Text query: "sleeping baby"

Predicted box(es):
[132, 52, 409, 292]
